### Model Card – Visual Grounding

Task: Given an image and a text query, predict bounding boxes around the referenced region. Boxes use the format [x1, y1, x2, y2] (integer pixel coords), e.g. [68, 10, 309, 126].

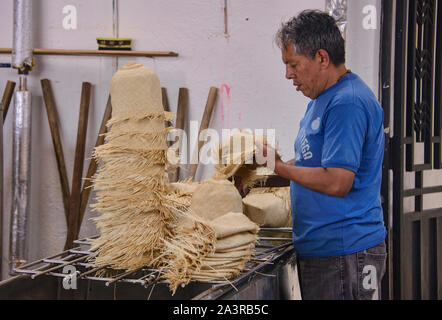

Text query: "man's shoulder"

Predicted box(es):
[328, 74, 381, 114]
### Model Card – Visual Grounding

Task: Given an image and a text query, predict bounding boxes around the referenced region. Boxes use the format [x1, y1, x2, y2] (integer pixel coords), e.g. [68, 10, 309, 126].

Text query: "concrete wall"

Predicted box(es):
[0, 0, 381, 279]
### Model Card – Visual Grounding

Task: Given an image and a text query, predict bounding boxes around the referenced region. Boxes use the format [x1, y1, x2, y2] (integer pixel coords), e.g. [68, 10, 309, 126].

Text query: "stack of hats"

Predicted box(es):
[90, 62, 215, 272]
[187, 177, 259, 282]
[193, 211, 259, 281]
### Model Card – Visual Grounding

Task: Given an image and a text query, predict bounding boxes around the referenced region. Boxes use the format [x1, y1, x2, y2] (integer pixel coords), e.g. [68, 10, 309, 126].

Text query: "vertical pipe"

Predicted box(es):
[9, 76, 32, 273]
[9, 0, 34, 274]
[112, 0, 119, 73]
[112, 0, 119, 39]
[12, 0, 33, 73]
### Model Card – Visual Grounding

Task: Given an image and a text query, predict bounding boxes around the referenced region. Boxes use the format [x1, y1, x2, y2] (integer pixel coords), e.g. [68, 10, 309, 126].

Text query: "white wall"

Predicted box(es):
[0, 0, 381, 279]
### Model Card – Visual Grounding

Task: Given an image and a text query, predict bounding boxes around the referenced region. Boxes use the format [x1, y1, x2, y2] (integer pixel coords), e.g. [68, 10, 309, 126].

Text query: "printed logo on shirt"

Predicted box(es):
[299, 128, 313, 160]
[311, 117, 321, 131]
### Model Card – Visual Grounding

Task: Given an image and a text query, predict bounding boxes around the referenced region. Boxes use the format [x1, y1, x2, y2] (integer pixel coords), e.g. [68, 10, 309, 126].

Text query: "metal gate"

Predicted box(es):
[380, 0, 442, 300]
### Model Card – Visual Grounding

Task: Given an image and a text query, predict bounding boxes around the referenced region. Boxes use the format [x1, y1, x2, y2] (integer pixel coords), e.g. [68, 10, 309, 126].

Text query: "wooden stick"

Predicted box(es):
[188, 87, 218, 180]
[161, 88, 178, 182]
[40, 79, 71, 224]
[174, 88, 188, 182]
[0, 48, 178, 57]
[2, 81, 16, 122]
[64, 82, 91, 250]
[161, 87, 172, 127]
[76, 95, 112, 238]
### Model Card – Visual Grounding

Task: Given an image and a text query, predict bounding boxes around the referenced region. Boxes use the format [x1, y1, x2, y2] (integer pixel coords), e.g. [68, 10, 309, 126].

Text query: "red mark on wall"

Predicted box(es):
[220, 84, 231, 128]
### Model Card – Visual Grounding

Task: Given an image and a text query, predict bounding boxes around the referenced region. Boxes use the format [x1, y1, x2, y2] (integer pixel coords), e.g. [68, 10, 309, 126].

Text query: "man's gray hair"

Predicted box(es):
[275, 10, 346, 66]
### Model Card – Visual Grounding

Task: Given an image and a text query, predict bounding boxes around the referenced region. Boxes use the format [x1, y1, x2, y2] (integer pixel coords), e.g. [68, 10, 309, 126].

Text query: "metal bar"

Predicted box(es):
[258, 237, 291, 242]
[405, 0, 417, 171]
[69, 249, 94, 255]
[9, 75, 32, 273]
[434, 0, 442, 169]
[437, 217, 442, 299]
[105, 267, 143, 287]
[392, 0, 408, 299]
[15, 247, 80, 270]
[379, 0, 394, 299]
[403, 185, 442, 196]
[0, 48, 179, 57]
[30, 255, 90, 279]
[259, 227, 292, 233]
[77, 266, 107, 279]
[0, 102, 3, 279]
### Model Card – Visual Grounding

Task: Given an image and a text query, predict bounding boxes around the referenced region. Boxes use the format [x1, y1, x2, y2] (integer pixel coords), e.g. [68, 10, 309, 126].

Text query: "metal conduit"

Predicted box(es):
[9, 0, 33, 274]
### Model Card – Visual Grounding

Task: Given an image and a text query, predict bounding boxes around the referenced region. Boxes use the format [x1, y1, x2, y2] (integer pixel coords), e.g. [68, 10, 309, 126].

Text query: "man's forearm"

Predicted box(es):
[274, 160, 353, 198]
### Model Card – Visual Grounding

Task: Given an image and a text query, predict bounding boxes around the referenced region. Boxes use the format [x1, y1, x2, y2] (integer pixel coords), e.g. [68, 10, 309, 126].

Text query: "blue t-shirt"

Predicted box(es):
[291, 72, 387, 258]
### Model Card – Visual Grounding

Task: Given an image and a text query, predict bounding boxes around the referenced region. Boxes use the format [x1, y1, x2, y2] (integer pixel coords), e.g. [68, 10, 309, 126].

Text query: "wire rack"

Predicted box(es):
[1, 228, 293, 291]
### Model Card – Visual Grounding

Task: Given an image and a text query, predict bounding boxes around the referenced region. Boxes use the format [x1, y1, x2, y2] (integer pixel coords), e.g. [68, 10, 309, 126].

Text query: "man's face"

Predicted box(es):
[282, 44, 323, 99]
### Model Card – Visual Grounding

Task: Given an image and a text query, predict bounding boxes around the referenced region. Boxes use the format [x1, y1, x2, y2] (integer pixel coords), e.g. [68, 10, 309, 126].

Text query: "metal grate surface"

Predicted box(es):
[2, 228, 293, 292]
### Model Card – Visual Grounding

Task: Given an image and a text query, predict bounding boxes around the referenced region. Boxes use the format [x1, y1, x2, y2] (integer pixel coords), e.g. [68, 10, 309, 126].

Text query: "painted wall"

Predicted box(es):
[0, 0, 382, 279]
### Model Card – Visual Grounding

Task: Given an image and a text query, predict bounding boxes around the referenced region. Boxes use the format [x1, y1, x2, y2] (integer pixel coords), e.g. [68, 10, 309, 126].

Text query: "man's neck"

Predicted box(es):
[323, 64, 349, 92]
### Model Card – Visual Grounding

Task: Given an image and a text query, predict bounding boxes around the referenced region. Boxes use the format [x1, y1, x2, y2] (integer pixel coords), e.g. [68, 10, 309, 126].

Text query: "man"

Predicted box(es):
[260, 10, 387, 300]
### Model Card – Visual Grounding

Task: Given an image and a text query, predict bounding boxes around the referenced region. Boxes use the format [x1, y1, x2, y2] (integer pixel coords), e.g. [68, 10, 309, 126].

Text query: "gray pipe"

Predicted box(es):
[12, 0, 34, 72]
[9, 0, 33, 274]
[9, 76, 32, 273]
[325, 0, 348, 40]
[0, 102, 3, 279]
[112, 0, 119, 73]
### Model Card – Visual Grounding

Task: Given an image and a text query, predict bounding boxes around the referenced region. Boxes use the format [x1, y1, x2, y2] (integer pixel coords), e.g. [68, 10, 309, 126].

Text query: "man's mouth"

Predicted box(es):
[294, 84, 302, 91]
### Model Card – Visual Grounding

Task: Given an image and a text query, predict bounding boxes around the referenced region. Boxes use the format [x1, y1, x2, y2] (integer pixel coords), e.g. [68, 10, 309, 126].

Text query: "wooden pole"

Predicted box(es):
[1, 81, 16, 122]
[76, 95, 112, 238]
[40, 79, 71, 224]
[188, 87, 218, 180]
[64, 82, 91, 250]
[161, 88, 178, 182]
[161, 87, 172, 127]
[173, 88, 188, 182]
[0, 48, 178, 57]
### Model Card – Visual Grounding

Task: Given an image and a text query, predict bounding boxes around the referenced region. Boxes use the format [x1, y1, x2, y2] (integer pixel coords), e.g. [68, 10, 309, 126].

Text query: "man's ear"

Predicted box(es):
[316, 49, 331, 69]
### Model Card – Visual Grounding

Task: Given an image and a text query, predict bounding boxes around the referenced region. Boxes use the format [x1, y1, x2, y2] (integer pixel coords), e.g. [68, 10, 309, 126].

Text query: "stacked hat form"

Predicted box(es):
[193, 211, 259, 282]
[89, 62, 215, 273]
[89, 61, 173, 270]
[242, 187, 292, 228]
[163, 176, 259, 286]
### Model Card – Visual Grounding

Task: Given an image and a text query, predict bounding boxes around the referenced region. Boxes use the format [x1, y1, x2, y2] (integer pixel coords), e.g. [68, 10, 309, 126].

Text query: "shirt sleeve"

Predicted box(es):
[321, 103, 367, 173]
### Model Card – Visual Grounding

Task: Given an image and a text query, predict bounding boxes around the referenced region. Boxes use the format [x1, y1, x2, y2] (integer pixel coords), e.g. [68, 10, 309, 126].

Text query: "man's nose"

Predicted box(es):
[286, 66, 295, 79]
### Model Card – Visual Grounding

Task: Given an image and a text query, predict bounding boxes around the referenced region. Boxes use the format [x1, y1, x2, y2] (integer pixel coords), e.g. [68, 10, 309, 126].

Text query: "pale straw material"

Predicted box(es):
[243, 187, 292, 228]
[89, 63, 216, 287]
[89, 62, 261, 294]
[212, 130, 279, 191]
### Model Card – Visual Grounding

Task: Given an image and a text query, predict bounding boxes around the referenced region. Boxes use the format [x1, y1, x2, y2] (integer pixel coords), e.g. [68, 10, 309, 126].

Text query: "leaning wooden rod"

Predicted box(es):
[76, 95, 113, 239]
[64, 82, 91, 250]
[0, 48, 178, 57]
[1, 81, 16, 122]
[41, 79, 71, 224]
